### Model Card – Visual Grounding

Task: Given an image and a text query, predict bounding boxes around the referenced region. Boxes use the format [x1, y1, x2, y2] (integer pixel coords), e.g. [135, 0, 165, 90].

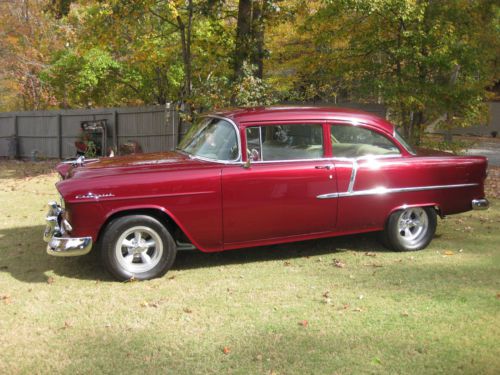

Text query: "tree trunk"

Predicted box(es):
[177, 0, 193, 100]
[234, 0, 252, 79]
[252, 0, 265, 79]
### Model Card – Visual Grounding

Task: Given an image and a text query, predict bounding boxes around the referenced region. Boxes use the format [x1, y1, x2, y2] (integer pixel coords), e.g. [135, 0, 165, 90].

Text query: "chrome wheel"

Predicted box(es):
[396, 208, 429, 248]
[115, 226, 163, 274]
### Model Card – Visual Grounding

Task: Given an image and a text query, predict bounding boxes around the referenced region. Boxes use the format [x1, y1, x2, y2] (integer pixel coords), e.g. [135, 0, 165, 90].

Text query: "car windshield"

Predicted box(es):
[177, 117, 239, 161]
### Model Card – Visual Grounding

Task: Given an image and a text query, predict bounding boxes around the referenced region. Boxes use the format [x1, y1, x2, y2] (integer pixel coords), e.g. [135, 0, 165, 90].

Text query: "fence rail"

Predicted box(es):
[0, 105, 180, 159]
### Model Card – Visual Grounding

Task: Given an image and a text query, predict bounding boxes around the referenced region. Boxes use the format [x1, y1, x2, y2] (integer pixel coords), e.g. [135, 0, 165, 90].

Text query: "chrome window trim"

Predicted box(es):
[317, 183, 479, 200]
[183, 115, 242, 164]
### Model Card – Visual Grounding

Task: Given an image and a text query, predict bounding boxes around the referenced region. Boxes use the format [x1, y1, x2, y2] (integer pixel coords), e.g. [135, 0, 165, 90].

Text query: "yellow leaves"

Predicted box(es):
[167, 1, 180, 18]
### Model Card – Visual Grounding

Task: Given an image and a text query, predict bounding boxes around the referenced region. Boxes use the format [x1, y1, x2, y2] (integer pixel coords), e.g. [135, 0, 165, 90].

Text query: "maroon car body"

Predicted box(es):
[43, 107, 489, 280]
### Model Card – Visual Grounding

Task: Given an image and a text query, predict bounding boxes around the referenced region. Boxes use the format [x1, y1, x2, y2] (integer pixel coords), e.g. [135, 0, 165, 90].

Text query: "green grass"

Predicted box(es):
[0, 161, 499, 374]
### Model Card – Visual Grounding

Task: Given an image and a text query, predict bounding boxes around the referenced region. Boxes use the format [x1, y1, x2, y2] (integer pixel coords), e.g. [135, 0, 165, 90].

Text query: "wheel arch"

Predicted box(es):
[96, 205, 199, 249]
[386, 203, 443, 225]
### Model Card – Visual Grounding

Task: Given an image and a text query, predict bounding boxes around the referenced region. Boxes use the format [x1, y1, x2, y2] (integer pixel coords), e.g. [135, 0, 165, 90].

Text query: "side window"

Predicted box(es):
[330, 124, 400, 158]
[246, 124, 324, 161]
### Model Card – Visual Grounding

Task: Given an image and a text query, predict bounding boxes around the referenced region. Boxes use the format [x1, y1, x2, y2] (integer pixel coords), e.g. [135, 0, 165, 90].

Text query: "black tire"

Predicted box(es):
[384, 207, 437, 252]
[101, 215, 177, 281]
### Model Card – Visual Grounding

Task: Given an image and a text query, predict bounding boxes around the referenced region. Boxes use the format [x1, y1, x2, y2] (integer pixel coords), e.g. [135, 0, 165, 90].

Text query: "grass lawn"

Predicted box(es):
[0, 160, 499, 374]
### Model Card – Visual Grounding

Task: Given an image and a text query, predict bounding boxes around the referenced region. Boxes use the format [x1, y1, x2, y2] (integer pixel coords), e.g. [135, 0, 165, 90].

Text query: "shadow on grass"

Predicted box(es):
[0, 224, 390, 283]
[18, 324, 497, 374]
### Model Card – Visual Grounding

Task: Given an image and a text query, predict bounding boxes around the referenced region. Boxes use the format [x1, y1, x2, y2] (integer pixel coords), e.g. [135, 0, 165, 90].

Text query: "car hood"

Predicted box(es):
[57, 151, 213, 180]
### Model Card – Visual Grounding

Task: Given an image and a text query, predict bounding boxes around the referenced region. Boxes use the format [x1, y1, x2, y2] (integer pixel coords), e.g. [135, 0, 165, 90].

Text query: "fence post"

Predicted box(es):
[13, 114, 18, 159]
[57, 113, 62, 159]
[113, 109, 118, 154]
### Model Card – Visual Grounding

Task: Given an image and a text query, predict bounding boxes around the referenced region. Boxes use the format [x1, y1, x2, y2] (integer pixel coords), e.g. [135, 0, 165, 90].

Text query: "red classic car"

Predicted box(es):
[44, 107, 489, 280]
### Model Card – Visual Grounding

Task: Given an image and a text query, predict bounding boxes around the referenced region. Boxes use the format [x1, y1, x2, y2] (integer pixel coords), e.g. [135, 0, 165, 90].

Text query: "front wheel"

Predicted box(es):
[384, 207, 437, 251]
[101, 215, 177, 281]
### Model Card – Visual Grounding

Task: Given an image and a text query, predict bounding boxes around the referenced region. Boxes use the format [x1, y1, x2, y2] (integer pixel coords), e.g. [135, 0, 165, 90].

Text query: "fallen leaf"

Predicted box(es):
[443, 251, 454, 256]
[47, 276, 54, 284]
[353, 307, 363, 312]
[333, 259, 345, 268]
[183, 307, 193, 314]
[401, 311, 409, 317]
[322, 291, 330, 298]
[342, 304, 350, 310]
[364, 263, 383, 268]
[496, 292, 500, 299]
[140, 301, 149, 307]
[298, 320, 308, 327]
[283, 261, 291, 267]
[168, 275, 176, 280]
[1, 294, 11, 304]
[364, 252, 377, 257]
[222, 347, 231, 354]
[63, 321, 72, 329]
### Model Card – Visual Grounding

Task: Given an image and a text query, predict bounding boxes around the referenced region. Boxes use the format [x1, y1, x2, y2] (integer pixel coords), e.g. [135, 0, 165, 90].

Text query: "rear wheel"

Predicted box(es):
[384, 207, 437, 251]
[101, 215, 176, 280]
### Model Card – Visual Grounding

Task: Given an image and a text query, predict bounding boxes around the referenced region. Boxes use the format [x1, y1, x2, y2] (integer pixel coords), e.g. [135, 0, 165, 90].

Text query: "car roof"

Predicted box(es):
[212, 106, 394, 135]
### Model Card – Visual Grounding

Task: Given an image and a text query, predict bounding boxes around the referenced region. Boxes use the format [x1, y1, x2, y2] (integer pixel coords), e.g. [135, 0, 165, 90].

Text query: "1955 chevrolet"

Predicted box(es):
[43, 107, 489, 280]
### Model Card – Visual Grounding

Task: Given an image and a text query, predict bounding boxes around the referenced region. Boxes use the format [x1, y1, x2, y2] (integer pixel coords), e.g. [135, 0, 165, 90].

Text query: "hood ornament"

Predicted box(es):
[72, 155, 85, 167]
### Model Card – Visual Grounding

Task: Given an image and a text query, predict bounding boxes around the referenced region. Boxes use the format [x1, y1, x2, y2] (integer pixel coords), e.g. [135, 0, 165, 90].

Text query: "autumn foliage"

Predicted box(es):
[0, 1, 498, 143]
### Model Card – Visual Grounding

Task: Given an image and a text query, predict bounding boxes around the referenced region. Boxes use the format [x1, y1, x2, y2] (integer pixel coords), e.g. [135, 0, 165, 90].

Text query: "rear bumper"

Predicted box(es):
[44, 202, 93, 257]
[472, 198, 489, 210]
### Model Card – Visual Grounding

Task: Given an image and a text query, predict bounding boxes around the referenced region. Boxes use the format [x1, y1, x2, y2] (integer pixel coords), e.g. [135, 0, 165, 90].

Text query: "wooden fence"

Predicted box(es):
[0, 105, 181, 159]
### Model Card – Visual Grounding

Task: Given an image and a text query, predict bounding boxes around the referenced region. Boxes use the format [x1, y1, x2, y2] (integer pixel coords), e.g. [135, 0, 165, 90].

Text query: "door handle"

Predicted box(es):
[315, 165, 334, 170]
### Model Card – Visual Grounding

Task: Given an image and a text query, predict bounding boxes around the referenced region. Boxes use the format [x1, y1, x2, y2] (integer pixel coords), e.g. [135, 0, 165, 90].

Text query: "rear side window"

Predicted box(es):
[330, 124, 400, 158]
[246, 124, 324, 161]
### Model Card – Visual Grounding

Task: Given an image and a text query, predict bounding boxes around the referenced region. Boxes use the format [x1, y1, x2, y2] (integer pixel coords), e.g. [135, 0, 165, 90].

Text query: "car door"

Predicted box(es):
[221, 123, 338, 246]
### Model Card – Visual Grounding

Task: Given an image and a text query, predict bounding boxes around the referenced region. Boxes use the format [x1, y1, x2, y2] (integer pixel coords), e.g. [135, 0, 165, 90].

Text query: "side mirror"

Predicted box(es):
[243, 148, 260, 168]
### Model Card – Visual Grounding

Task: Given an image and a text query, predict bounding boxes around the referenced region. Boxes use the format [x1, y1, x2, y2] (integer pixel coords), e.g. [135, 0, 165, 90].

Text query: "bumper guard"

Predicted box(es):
[472, 198, 489, 210]
[44, 201, 92, 257]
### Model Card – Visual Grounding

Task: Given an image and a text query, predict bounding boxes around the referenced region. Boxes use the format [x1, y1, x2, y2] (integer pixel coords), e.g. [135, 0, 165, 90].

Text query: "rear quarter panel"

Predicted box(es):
[334, 155, 487, 231]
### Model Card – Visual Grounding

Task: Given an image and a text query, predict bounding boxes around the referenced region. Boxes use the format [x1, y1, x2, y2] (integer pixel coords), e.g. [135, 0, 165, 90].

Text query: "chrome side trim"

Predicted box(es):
[348, 159, 358, 193]
[316, 183, 479, 199]
[472, 198, 489, 210]
[317, 193, 340, 199]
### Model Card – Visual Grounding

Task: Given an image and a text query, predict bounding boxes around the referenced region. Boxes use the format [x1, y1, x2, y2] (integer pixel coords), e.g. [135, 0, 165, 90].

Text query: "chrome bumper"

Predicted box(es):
[44, 201, 93, 257]
[472, 198, 489, 210]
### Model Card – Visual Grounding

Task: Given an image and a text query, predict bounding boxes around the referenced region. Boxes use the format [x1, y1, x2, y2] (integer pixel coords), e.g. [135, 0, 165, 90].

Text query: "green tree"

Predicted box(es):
[294, 0, 499, 144]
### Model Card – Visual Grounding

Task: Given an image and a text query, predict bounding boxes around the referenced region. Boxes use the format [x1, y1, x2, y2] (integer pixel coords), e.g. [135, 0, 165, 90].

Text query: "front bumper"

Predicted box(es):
[44, 202, 93, 257]
[472, 198, 489, 210]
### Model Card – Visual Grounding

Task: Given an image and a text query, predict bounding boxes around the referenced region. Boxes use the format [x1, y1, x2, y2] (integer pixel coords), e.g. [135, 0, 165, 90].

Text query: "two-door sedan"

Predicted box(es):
[43, 107, 489, 280]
